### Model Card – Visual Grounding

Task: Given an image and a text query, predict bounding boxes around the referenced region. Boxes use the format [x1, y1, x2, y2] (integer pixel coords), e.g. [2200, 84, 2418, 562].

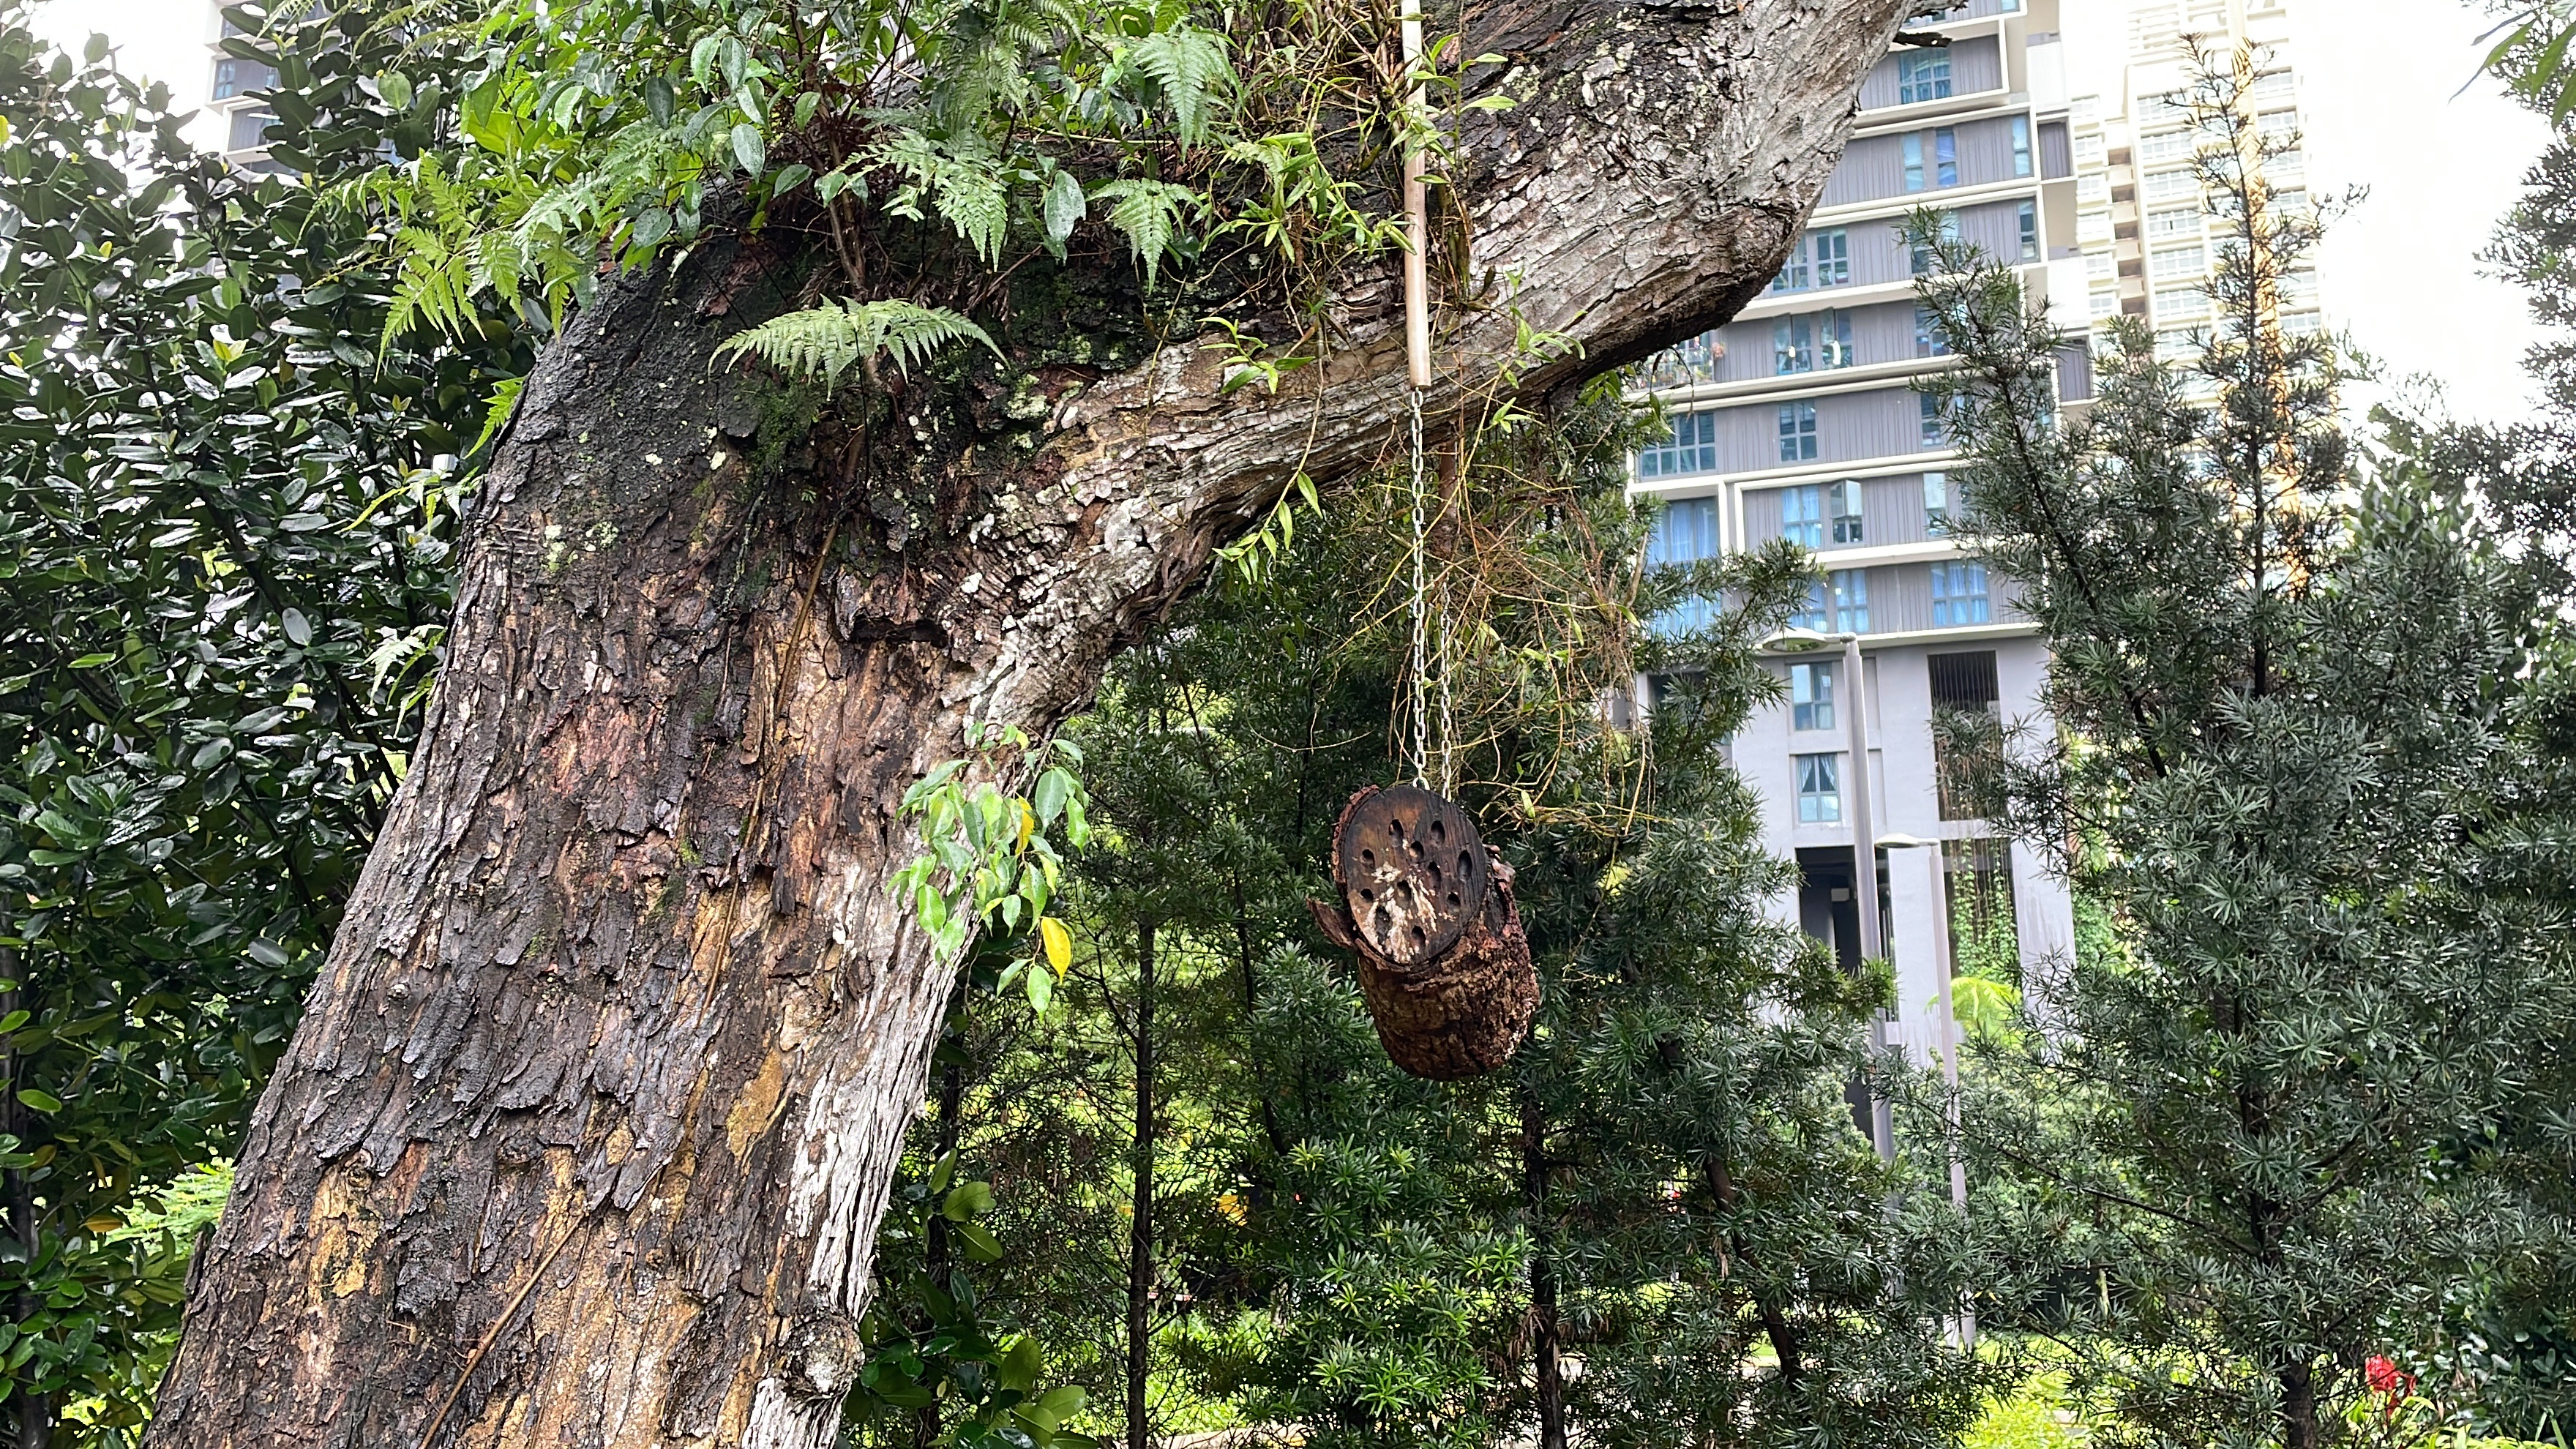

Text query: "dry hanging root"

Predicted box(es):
[1308, 785, 1538, 1079]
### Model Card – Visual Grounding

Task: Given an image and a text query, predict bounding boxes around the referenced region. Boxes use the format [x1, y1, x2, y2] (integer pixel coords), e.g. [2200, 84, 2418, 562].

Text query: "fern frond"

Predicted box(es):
[716, 300, 1000, 390]
[1091, 179, 1202, 288]
[1115, 28, 1235, 144]
[877, 130, 1010, 266]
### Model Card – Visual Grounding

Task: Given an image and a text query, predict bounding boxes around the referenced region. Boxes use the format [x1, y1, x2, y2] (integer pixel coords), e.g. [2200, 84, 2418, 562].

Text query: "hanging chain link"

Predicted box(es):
[1407, 386, 1430, 789]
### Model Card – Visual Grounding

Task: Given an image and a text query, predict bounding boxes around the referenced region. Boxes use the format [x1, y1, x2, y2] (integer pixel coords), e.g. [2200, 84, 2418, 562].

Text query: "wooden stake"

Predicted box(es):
[1401, 0, 1431, 391]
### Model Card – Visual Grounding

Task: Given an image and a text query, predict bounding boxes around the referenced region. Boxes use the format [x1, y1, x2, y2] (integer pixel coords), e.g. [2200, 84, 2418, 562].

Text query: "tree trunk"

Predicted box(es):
[1523, 1093, 1566, 1449]
[146, 3, 1908, 1445]
[1125, 918, 1157, 1449]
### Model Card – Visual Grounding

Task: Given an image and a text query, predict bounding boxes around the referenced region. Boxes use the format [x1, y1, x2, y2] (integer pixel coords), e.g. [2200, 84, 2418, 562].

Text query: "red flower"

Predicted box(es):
[2365, 1355, 2414, 1399]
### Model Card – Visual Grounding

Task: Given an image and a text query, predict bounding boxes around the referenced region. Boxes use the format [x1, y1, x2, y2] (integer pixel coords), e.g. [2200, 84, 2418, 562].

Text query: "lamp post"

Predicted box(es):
[1881, 829, 1976, 1352]
[1759, 626, 1890, 1163]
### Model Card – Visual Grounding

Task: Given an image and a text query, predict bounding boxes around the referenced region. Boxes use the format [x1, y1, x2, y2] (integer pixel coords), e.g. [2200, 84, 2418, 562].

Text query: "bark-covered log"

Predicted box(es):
[147, 1, 1907, 1445]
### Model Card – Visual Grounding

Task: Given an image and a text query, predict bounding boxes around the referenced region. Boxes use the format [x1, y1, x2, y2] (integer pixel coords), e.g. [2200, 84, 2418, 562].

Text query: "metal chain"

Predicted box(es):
[1407, 386, 1430, 789]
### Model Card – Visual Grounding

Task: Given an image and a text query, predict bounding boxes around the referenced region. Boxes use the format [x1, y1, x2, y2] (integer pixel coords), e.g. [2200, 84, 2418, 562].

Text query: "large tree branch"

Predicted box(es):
[149, 3, 1907, 1447]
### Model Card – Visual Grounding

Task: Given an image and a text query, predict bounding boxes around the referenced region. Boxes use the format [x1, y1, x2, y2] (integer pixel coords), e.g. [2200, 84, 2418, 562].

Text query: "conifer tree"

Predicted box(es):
[1917, 45, 2576, 1449]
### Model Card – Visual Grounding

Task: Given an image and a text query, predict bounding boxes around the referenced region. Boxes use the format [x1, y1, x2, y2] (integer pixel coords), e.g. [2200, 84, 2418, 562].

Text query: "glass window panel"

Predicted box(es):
[1832, 569, 1869, 633]
[1936, 127, 1958, 187]
[1931, 561, 1991, 626]
[1646, 495, 1722, 566]
[1923, 471, 1950, 533]
[1638, 410, 1721, 479]
[1775, 317, 1814, 375]
[1791, 662, 1836, 732]
[1797, 753, 1842, 823]
[1829, 479, 1864, 544]
[1781, 486, 1824, 550]
[1778, 402, 1818, 463]
[2012, 116, 2032, 177]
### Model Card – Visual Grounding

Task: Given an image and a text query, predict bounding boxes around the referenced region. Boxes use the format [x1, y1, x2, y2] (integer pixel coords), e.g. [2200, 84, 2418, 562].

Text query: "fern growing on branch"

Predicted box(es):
[716, 299, 1000, 389]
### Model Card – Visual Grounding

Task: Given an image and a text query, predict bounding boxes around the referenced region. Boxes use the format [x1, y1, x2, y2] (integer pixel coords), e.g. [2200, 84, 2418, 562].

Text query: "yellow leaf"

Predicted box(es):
[1038, 916, 1071, 975]
[1016, 801, 1035, 850]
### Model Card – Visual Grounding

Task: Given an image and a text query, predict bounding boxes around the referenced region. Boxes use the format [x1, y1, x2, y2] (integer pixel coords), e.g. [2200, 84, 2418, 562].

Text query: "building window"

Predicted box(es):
[1832, 569, 1870, 633]
[1898, 51, 1952, 105]
[2253, 70, 2296, 106]
[2155, 285, 2212, 319]
[1909, 211, 1961, 276]
[1905, 127, 1960, 190]
[2012, 115, 2032, 177]
[2138, 128, 2194, 165]
[2257, 108, 2300, 141]
[212, 58, 279, 100]
[1789, 579, 1831, 631]
[2144, 168, 2198, 203]
[1916, 306, 1950, 359]
[227, 108, 278, 152]
[1931, 561, 1991, 626]
[1829, 479, 1865, 544]
[1796, 752, 1842, 823]
[2089, 285, 2120, 321]
[1770, 230, 1850, 293]
[1920, 391, 1954, 447]
[2146, 206, 2201, 239]
[1813, 230, 1850, 286]
[1639, 410, 1720, 479]
[1791, 662, 1836, 731]
[1646, 495, 1721, 566]
[1772, 239, 1811, 293]
[1778, 402, 1818, 463]
[1775, 317, 1814, 375]
[2150, 244, 2207, 280]
[1782, 485, 1824, 549]
[1820, 310, 1856, 368]
[2018, 201, 2038, 261]
[1640, 330, 1726, 388]
[1923, 471, 1950, 533]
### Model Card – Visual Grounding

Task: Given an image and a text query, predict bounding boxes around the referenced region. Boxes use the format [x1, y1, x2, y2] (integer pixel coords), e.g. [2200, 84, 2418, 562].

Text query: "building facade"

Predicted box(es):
[1632, 0, 2086, 1070]
[204, 3, 285, 171]
[2072, 0, 2321, 363]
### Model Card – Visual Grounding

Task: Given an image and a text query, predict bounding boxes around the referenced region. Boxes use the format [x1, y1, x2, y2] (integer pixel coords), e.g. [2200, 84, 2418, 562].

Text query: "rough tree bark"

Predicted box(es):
[147, 1, 1909, 1445]
[1123, 918, 1156, 1449]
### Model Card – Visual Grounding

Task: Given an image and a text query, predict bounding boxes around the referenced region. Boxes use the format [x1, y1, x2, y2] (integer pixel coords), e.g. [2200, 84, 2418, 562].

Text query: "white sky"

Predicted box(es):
[29, 0, 2562, 427]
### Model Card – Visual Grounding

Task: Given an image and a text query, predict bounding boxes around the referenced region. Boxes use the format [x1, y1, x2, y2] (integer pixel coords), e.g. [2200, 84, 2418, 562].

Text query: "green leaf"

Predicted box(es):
[997, 1333, 1043, 1390]
[955, 1220, 1003, 1262]
[1025, 962, 1054, 1013]
[1044, 170, 1086, 245]
[0, 1013, 27, 1035]
[16, 1090, 61, 1115]
[378, 70, 413, 110]
[68, 653, 116, 668]
[730, 121, 765, 176]
[281, 608, 312, 645]
[941, 1180, 995, 1221]
[643, 75, 676, 126]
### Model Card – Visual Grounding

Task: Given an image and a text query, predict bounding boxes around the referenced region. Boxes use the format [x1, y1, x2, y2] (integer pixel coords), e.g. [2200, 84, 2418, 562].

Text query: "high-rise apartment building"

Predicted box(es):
[204, 4, 285, 171]
[2071, 0, 2321, 364]
[1630, 0, 2086, 1069]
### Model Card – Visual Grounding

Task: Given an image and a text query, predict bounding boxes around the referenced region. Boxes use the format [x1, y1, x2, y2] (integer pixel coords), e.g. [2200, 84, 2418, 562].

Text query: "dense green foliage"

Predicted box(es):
[1917, 50, 2576, 1449]
[0, 4, 524, 1437]
[855, 390, 1996, 1448]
